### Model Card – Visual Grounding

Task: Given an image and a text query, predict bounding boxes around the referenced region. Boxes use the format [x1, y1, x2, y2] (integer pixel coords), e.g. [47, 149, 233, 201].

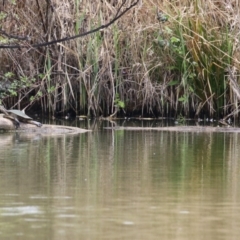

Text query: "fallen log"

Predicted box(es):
[0, 114, 90, 135]
[104, 126, 240, 133]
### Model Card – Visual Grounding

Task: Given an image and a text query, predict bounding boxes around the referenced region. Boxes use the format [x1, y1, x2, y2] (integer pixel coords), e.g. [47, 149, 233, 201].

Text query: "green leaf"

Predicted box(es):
[170, 36, 180, 43]
[168, 80, 179, 86]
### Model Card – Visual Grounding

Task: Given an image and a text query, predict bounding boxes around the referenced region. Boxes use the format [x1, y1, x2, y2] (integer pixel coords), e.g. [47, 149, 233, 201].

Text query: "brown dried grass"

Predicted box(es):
[0, 0, 240, 118]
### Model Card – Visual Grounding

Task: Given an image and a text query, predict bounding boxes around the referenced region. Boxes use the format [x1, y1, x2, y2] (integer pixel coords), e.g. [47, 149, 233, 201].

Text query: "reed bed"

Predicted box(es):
[0, 0, 240, 119]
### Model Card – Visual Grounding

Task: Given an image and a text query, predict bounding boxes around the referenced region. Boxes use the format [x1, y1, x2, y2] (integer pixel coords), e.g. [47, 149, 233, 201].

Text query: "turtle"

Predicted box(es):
[0, 105, 42, 129]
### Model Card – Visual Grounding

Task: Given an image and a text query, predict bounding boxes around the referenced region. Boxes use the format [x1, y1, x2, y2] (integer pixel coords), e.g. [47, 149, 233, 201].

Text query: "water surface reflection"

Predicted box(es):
[0, 128, 240, 239]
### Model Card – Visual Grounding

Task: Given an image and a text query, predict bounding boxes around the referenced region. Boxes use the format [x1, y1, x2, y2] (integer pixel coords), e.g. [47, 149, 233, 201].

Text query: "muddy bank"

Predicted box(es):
[104, 126, 240, 133]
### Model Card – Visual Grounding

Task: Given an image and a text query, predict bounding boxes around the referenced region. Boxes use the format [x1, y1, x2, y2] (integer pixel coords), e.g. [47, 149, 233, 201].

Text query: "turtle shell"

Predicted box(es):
[6, 109, 33, 120]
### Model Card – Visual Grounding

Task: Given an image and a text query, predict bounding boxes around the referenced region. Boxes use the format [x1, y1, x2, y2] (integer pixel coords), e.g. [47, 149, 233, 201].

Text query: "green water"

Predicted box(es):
[0, 125, 240, 239]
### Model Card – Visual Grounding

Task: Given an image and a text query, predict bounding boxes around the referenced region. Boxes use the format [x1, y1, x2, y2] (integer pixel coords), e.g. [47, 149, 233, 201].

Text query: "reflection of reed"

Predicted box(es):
[2, 130, 240, 201]
[2, 130, 240, 239]
[226, 133, 240, 196]
[0, 134, 15, 152]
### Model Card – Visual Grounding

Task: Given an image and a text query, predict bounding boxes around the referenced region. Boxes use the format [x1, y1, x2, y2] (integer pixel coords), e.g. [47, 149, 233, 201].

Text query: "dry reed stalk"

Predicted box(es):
[1, 0, 240, 118]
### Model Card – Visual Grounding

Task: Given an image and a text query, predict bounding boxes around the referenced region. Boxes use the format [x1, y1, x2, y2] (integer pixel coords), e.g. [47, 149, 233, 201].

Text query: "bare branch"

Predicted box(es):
[0, 29, 30, 41]
[0, 0, 139, 49]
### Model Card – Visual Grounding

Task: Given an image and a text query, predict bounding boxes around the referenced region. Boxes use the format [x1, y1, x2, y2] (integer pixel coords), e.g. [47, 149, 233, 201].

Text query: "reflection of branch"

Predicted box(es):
[0, 0, 139, 49]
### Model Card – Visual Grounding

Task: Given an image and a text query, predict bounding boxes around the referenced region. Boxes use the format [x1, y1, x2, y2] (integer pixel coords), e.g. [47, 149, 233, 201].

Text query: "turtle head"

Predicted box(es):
[0, 105, 8, 114]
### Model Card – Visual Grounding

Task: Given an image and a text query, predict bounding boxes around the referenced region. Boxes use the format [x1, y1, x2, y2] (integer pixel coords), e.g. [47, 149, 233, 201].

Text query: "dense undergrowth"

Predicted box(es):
[0, 0, 240, 119]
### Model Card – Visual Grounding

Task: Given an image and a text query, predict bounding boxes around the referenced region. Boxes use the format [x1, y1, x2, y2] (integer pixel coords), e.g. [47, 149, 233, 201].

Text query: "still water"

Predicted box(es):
[0, 120, 240, 239]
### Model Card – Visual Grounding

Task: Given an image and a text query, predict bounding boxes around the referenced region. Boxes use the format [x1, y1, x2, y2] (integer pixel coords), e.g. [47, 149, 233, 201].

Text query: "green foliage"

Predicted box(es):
[47, 86, 55, 93]
[183, 18, 233, 116]
[114, 93, 125, 109]
[0, 72, 41, 101]
[154, 5, 234, 117]
[30, 90, 43, 103]
[176, 114, 186, 124]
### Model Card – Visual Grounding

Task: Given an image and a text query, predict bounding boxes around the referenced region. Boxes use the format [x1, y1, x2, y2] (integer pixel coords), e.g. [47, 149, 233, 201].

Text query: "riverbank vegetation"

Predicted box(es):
[0, 0, 239, 119]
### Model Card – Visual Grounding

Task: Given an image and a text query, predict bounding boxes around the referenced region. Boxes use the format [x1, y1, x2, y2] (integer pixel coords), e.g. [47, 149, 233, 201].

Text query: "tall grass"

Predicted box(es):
[149, 0, 238, 118]
[0, 0, 239, 119]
